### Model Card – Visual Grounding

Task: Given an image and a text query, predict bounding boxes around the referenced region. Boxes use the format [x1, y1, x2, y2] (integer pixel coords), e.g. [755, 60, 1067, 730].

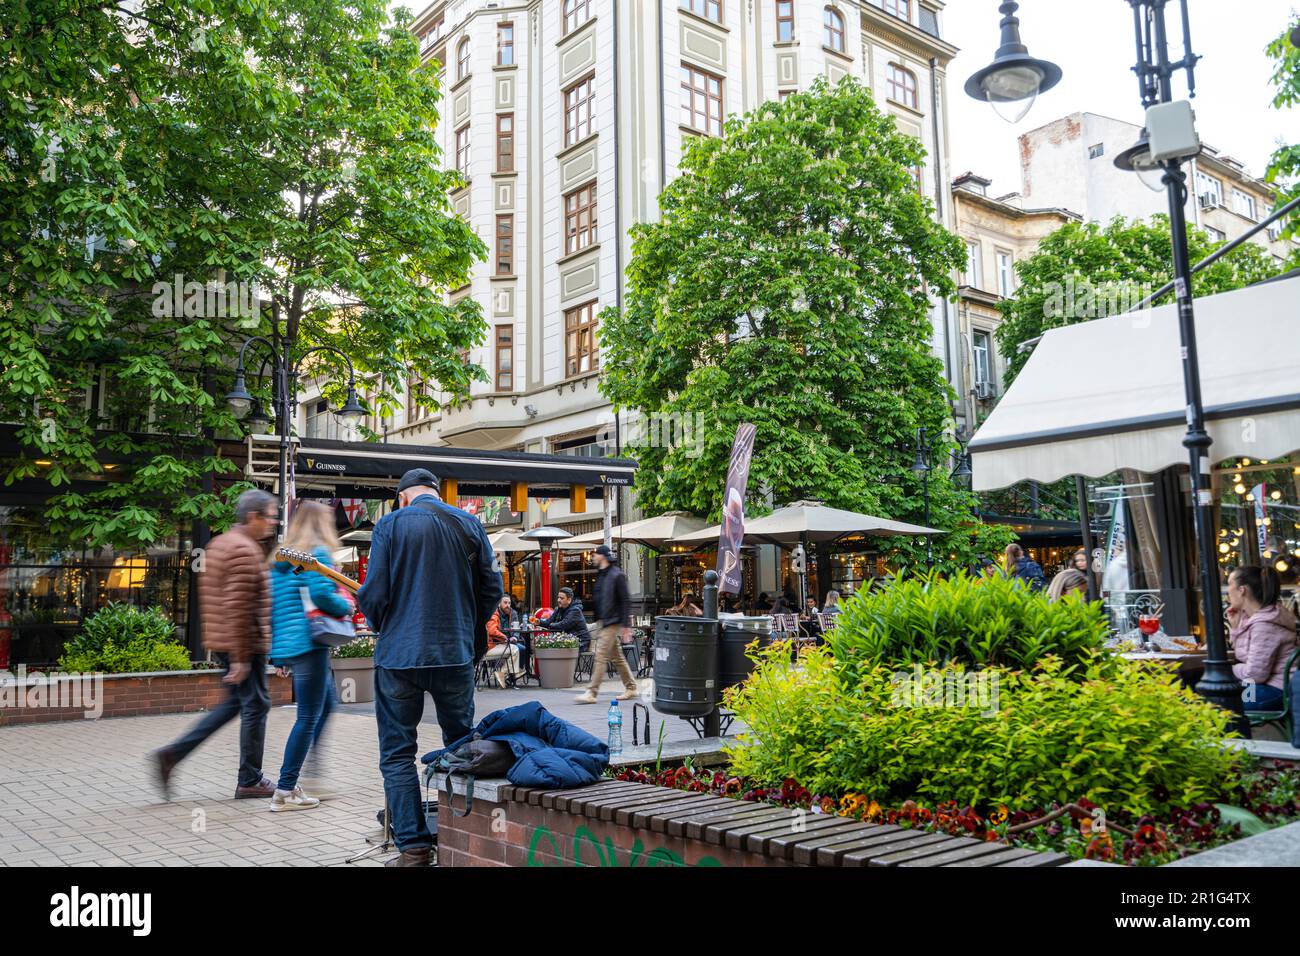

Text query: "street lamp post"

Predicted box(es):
[226, 303, 365, 540]
[964, 0, 1244, 724]
[913, 428, 972, 569]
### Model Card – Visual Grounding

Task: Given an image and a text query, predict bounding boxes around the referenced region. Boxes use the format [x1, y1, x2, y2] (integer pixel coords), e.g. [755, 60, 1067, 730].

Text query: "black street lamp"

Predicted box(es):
[913, 428, 971, 569]
[964, 0, 1243, 726]
[963, 1, 1062, 123]
[225, 303, 365, 540]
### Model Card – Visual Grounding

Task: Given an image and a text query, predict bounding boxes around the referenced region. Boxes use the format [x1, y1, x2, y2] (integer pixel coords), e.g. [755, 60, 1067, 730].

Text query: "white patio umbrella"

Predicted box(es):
[565, 511, 708, 550]
[673, 500, 940, 548]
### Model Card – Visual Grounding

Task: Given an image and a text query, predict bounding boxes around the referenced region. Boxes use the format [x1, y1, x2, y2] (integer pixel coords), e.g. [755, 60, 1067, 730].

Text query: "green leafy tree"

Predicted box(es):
[995, 216, 1285, 386]
[600, 78, 1009, 571]
[1, 0, 484, 548]
[1266, 15, 1300, 235]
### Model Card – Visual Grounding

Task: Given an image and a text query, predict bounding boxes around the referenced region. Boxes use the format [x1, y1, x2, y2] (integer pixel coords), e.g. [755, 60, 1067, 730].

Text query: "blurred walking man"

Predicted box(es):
[357, 469, 501, 867]
[151, 489, 278, 800]
[575, 545, 638, 705]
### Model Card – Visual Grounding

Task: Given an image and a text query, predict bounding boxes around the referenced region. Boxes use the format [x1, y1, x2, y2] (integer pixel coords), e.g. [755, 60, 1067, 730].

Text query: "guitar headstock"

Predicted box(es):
[276, 547, 321, 573]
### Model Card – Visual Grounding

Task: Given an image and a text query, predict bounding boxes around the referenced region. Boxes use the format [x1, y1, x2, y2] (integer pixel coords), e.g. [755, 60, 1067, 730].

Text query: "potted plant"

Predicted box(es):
[533, 632, 579, 689]
[331, 635, 376, 703]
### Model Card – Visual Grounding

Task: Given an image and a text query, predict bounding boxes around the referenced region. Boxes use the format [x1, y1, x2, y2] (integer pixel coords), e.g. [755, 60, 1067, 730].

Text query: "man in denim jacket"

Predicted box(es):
[357, 468, 501, 866]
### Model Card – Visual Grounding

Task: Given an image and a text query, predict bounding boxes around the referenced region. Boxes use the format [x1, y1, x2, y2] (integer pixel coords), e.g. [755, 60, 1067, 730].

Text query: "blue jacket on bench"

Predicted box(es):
[422, 700, 609, 788]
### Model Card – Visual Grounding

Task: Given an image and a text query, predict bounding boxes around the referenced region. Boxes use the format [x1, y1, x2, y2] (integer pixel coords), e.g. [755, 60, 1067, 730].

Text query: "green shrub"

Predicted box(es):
[725, 645, 1241, 817]
[59, 604, 192, 674]
[829, 570, 1111, 677]
[331, 635, 376, 659]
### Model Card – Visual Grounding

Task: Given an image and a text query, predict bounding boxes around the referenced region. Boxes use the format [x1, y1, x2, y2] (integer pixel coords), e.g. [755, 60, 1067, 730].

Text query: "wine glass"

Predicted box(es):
[1137, 614, 1161, 651]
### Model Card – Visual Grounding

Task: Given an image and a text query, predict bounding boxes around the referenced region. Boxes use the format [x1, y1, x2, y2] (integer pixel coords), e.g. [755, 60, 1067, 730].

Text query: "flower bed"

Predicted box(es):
[613, 759, 1300, 866]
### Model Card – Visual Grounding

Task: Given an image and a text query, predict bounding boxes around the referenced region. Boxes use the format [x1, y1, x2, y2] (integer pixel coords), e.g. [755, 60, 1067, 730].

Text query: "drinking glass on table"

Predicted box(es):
[1137, 613, 1162, 651]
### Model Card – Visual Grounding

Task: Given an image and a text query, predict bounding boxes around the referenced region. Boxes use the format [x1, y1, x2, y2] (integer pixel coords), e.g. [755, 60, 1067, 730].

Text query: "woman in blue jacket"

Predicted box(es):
[269, 501, 353, 811]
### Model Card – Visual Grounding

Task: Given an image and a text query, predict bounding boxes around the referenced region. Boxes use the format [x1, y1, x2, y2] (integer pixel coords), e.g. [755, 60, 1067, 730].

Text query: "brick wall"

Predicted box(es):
[0, 669, 293, 726]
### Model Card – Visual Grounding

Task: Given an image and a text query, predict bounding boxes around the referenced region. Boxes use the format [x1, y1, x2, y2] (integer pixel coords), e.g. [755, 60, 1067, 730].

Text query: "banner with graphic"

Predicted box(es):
[1253, 483, 1268, 558]
[716, 423, 757, 596]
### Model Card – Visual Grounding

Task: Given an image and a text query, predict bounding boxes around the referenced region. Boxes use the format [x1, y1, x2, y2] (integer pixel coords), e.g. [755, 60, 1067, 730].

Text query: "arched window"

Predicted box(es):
[823, 6, 845, 52]
[887, 63, 917, 109]
[457, 37, 471, 82]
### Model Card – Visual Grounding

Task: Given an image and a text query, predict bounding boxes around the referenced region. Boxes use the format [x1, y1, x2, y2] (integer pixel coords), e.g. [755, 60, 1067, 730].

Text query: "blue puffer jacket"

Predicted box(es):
[422, 701, 609, 788]
[270, 546, 353, 664]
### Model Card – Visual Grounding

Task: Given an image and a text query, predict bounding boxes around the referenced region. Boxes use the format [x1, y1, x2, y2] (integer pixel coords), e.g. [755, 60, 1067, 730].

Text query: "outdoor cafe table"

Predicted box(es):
[1118, 647, 1217, 689]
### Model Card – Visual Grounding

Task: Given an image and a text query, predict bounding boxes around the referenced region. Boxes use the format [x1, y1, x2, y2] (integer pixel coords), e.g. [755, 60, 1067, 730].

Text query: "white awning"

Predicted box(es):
[970, 274, 1300, 492]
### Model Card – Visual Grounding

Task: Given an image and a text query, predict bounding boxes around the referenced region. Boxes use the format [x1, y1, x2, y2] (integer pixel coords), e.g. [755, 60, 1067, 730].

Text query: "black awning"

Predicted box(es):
[293, 437, 636, 492]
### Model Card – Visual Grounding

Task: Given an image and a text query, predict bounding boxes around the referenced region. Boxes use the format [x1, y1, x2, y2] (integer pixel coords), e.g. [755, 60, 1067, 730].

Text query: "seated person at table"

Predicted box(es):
[754, 592, 772, 613]
[484, 598, 526, 688]
[1227, 565, 1298, 712]
[1047, 569, 1088, 602]
[667, 593, 704, 617]
[769, 594, 794, 617]
[545, 587, 592, 652]
[823, 590, 843, 616]
[497, 595, 521, 631]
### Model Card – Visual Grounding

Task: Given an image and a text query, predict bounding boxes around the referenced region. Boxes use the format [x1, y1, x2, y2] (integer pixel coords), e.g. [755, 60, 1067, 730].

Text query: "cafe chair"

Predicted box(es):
[1247, 647, 1300, 744]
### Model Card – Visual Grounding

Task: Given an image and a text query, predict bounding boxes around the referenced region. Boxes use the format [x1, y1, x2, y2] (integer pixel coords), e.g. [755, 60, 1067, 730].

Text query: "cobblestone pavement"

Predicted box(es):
[0, 677, 727, 867]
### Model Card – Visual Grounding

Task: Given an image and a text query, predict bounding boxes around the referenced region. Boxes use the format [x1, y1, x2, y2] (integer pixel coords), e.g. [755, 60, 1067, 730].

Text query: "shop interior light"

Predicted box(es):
[1234, 483, 1246, 494]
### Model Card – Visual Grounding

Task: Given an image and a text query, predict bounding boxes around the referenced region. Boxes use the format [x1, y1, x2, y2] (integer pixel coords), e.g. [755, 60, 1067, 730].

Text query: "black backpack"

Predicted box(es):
[424, 737, 516, 817]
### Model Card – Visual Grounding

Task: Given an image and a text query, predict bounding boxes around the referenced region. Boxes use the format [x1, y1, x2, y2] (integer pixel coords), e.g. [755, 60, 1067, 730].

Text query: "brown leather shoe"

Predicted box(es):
[385, 848, 433, 867]
[150, 749, 178, 801]
[234, 777, 275, 799]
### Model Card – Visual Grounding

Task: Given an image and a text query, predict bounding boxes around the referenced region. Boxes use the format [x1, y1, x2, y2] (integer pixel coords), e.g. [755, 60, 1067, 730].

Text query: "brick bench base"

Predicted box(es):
[436, 778, 1069, 868]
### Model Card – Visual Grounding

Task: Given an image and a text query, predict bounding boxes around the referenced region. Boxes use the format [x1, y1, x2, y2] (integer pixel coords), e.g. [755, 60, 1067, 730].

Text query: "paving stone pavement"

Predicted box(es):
[0, 677, 732, 867]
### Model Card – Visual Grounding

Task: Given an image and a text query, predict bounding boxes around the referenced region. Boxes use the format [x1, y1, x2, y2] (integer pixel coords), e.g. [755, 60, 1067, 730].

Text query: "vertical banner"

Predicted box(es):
[1252, 483, 1269, 558]
[716, 423, 757, 595]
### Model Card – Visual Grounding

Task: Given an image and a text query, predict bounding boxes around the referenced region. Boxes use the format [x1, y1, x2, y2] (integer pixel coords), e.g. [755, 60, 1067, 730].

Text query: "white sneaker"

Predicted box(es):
[270, 787, 320, 812]
[574, 691, 598, 705]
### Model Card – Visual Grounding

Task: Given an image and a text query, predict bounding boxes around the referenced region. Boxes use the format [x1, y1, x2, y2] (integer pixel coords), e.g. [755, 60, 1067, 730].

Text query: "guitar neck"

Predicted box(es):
[316, 565, 361, 594]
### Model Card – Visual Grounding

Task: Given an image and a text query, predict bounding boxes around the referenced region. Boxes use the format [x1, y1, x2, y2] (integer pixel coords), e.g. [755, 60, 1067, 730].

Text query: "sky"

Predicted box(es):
[944, 0, 1300, 194]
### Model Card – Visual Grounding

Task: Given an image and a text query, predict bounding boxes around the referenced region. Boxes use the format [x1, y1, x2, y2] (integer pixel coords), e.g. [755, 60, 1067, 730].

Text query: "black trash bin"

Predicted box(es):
[718, 616, 775, 692]
[651, 615, 718, 717]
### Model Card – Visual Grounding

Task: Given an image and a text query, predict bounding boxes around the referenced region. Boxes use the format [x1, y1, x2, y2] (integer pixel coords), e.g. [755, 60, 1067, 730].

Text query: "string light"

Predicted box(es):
[1234, 483, 1246, 495]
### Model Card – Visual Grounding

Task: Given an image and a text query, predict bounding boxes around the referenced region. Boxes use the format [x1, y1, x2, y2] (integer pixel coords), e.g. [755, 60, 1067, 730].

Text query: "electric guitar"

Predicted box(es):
[276, 547, 362, 594]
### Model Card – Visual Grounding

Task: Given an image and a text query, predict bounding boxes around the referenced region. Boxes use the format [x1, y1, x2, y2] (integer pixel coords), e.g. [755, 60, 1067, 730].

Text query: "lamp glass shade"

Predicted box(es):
[246, 403, 273, 432]
[226, 379, 253, 419]
[338, 388, 365, 424]
[984, 66, 1041, 124]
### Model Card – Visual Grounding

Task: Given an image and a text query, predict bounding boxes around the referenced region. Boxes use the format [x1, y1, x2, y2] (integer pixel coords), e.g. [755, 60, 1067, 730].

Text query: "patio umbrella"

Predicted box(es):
[565, 511, 708, 550]
[672, 500, 940, 548]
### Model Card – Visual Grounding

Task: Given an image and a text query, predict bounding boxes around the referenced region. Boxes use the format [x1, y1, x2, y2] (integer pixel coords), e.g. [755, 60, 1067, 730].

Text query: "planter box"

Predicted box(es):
[331, 656, 375, 703]
[0, 667, 293, 726]
[534, 647, 578, 689]
[436, 777, 1070, 868]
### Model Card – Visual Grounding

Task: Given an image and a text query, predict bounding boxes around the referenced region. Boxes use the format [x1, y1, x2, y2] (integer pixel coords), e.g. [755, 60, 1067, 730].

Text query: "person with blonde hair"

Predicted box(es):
[1046, 568, 1088, 602]
[268, 500, 354, 811]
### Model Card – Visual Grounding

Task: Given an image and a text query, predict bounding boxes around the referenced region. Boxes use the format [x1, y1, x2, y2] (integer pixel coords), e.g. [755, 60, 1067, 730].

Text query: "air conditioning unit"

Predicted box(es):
[973, 381, 999, 402]
[1198, 193, 1219, 211]
[1268, 225, 1282, 242]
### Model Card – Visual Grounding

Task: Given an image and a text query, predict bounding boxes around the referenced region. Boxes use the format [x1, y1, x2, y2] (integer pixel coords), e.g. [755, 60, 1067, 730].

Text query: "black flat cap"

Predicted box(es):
[397, 467, 439, 493]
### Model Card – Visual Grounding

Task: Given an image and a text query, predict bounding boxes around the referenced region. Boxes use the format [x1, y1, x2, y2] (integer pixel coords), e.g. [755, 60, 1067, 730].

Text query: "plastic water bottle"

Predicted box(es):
[607, 699, 623, 756]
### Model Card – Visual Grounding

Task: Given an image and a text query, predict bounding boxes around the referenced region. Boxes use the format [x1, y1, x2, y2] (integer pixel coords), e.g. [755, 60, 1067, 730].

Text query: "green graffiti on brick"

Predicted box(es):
[525, 823, 721, 867]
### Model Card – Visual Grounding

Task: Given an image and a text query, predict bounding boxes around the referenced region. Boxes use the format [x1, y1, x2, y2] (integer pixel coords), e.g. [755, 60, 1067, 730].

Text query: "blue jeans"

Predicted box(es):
[375, 664, 475, 851]
[276, 646, 335, 791]
[1242, 682, 1285, 712]
[165, 653, 270, 788]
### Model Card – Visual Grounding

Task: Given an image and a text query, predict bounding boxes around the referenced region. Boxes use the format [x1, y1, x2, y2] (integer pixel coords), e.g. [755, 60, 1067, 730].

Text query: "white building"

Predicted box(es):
[299, 0, 964, 605]
[1018, 112, 1297, 265]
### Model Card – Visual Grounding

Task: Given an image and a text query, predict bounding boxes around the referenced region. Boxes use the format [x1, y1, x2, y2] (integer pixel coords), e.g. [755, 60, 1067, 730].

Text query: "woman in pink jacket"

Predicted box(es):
[1226, 565, 1298, 711]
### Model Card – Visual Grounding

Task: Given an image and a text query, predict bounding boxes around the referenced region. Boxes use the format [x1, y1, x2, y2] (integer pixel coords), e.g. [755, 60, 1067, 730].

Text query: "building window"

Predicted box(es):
[778, 89, 796, 101]
[886, 63, 917, 109]
[996, 251, 1014, 298]
[1195, 170, 1222, 206]
[565, 301, 599, 377]
[496, 214, 514, 275]
[964, 240, 982, 289]
[911, 165, 923, 194]
[406, 376, 427, 423]
[680, 0, 722, 23]
[564, 181, 597, 255]
[495, 325, 514, 391]
[681, 63, 724, 136]
[823, 6, 845, 51]
[305, 398, 343, 440]
[1088, 143, 1105, 159]
[563, 0, 592, 35]
[455, 124, 470, 176]
[1232, 189, 1257, 221]
[564, 74, 595, 147]
[883, 0, 910, 20]
[776, 0, 795, 41]
[972, 331, 992, 386]
[457, 36, 470, 81]
[496, 114, 514, 172]
[1204, 226, 1226, 243]
[497, 23, 514, 66]
[422, 18, 444, 53]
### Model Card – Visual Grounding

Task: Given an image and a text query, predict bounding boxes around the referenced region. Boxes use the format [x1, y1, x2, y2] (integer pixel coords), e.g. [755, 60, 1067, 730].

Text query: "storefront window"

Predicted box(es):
[0, 505, 190, 668]
[1214, 457, 1300, 592]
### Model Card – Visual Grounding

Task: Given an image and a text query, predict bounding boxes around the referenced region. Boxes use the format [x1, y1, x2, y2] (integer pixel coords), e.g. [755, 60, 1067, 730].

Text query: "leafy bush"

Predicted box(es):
[59, 603, 192, 674]
[829, 570, 1111, 677]
[725, 645, 1241, 817]
[331, 635, 376, 659]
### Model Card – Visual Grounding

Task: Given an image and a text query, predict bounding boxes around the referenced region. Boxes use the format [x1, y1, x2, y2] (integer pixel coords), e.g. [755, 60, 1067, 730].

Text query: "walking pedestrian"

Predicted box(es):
[150, 489, 278, 801]
[575, 545, 638, 705]
[356, 468, 501, 867]
[267, 500, 354, 812]
[1004, 543, 1046, 592]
